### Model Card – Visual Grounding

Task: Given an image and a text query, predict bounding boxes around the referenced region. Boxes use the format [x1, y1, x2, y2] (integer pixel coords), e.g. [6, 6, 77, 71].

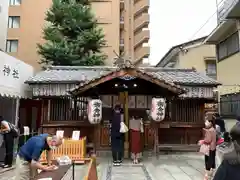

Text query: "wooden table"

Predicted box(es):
[34, 164, 71, 180]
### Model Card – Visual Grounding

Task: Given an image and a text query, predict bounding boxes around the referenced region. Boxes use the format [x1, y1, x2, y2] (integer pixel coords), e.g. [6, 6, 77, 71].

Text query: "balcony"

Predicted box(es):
[120, 16, 124, 29]
[134, 13, 149, 32]
[217, 0, 240, 22]
[134, 29, 150, 48]
[120, 0, 124, 10]
[134, 0, 149, 16]
[8, 5, 21, 16]
[134, 46, 150, 63]
[7, 28, 21, 39]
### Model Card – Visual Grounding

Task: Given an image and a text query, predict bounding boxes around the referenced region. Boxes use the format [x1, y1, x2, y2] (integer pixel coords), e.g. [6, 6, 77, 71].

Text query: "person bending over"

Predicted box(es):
[15, 134, 63, 180]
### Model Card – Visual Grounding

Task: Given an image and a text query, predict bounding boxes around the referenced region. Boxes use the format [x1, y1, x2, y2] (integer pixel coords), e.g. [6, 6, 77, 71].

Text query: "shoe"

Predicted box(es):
[3, 165, 11, 168]
[116, 160, 121, 166]
[113, 161, 117, 166]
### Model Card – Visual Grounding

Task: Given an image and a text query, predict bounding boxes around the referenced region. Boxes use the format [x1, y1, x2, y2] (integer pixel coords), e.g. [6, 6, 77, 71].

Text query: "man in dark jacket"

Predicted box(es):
[213, 123, 240, 180]
[110, 104, 124, 166]
[215, 113, 226, 133]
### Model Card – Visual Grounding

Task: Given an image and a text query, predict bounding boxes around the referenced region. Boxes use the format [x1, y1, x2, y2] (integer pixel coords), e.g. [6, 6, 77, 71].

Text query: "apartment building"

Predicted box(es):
[156, 37, 217, 79]
[6, 0, 150, 70]
[205, 0, 240, 119]
[0, 0, 9, 50]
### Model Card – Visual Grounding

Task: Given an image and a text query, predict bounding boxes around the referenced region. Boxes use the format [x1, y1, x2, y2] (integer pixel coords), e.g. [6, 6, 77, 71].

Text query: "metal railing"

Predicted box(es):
[217, 0, 239, 23]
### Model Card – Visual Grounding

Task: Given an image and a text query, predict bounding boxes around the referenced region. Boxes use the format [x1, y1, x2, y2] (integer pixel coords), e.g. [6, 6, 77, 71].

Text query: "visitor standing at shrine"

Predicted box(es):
[0, 116, 14, 168]
[199, 119, 217, 180]
[129, 116, 144, 164]
[110, 104, 124, 166]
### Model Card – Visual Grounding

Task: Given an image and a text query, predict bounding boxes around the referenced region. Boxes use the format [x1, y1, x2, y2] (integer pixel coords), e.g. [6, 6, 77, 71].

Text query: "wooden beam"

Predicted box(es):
[71, 68, 183, 96]
[73, 70, 128, 95]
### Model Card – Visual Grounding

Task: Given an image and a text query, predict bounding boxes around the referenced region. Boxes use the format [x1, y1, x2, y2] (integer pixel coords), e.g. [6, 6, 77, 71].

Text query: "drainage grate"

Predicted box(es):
[141, 164, 153, 180]
[105, 164, 112, 180]
[105, 164, 152, 180]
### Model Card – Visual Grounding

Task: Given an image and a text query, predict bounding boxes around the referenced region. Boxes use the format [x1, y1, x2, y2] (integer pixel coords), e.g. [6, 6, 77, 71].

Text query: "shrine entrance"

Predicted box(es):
[70, 67, 182, 158]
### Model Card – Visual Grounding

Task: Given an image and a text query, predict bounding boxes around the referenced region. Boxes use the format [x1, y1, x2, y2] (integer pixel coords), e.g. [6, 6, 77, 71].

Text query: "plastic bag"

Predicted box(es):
[199, 144, 210, 156]
[140, 119, 144, 133]
[120, 122, 128, 133]
[56, 155, 72, 165]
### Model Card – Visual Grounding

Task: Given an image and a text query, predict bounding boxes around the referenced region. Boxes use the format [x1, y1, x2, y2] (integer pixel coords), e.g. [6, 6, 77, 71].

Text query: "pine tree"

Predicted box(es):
[38, 0, 106, 66]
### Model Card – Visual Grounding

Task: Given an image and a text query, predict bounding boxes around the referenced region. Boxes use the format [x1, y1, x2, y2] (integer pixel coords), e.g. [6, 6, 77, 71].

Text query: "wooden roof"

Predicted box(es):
[69, 67, 185, 95]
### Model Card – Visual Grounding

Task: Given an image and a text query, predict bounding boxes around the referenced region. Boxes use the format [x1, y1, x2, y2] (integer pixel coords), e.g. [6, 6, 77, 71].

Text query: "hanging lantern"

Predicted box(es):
[87, 99, 102, 124]
[150, 98, 166, 122]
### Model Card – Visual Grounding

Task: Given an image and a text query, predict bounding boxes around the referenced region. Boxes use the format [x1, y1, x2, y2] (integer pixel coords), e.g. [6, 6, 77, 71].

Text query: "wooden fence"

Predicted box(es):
[40, 137, 86, 163]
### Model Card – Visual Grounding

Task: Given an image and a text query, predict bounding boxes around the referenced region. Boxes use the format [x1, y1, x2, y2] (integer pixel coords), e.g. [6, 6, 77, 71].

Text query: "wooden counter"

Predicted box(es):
[34, 164, 71, 180]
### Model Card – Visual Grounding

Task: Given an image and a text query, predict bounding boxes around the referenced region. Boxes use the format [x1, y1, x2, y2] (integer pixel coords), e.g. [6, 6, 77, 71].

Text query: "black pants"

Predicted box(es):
[4, 133, 14, 166]
[205, 150, 216, 171]
[112, 150, 123, 162]
[111, 136, 123, 162]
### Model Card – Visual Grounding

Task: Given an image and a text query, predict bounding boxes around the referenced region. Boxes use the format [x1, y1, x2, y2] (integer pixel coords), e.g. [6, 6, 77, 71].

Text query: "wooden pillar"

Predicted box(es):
[119, 91, 129, 158]
[47, 99, 51, 122]
[153, 122, 159, 158]
[124, 91, 129, 158]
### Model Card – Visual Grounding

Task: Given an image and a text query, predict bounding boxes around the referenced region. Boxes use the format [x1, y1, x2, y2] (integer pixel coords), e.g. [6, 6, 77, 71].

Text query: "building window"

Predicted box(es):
[6, 40, 18, 53]
[9, 0, 21, 5]
[217, 32, 239, 61]
[206, 62, 216, 74]
[8, 16, 20, 28]
[220, 93, 240, 118]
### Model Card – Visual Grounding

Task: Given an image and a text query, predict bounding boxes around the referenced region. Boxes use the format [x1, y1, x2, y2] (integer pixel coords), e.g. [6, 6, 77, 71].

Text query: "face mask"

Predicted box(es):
[49, 140, 57, 150]
[50, 146, 57, 150]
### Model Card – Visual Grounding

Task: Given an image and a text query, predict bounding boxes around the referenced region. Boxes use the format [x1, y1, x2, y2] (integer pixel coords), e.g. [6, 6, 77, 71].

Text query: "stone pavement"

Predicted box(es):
[99, 153, 205, 180]
[144, 153, 205, 180]
[0, 153, 205, 180]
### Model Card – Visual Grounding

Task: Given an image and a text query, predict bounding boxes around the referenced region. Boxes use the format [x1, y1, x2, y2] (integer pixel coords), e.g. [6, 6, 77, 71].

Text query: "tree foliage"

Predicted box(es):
[38, 0, 106, 66]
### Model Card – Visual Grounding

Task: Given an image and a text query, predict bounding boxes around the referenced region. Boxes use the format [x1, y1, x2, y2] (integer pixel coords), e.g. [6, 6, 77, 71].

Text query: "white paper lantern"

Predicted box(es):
[150, 98, 166, 122]
[87, 99, 102, 124]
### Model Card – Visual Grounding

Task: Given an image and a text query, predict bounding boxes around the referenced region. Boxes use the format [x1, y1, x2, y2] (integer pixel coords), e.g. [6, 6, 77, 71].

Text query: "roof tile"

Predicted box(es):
[26, 66, 219, 86]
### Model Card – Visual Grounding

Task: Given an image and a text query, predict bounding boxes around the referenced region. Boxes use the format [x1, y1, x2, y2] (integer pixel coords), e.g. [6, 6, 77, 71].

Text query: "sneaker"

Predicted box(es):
[113, 161, 117, 166]
[3, 165, 11, 168]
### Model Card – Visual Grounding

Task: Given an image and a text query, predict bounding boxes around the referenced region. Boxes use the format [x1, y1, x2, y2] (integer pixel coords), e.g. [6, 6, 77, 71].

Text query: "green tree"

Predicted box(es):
[38, 0, 106, 66]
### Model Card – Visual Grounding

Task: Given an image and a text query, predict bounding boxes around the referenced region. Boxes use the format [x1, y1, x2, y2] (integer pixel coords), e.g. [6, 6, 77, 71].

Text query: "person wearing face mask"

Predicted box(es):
[199, 119, 217, 180]
[15, 134, 63, 180]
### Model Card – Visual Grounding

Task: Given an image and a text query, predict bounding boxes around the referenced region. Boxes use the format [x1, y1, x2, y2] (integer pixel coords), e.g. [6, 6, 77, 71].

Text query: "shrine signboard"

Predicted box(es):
[0, 51, 34, 98]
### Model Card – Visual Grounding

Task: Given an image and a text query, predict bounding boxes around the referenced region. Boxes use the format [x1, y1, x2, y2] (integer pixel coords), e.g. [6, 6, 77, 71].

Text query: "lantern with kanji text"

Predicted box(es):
[150, 98, 166, 122]
[87, 99, 102, 124]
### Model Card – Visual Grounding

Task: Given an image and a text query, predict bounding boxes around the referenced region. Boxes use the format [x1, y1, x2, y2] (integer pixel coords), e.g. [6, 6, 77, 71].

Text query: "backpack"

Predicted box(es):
[8, 122, 19, 138]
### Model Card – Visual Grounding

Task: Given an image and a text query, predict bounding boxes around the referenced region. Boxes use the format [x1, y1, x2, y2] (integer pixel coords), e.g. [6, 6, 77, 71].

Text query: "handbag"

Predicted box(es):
[120, 122, 128, 133]
[199, 144, 210, 156]
[140, 119, 144, 133]
[8, 122, 19, 138]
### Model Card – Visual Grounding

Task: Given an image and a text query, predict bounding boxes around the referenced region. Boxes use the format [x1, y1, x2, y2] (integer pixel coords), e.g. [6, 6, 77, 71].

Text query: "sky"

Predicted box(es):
[149, 0, 220, 65]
